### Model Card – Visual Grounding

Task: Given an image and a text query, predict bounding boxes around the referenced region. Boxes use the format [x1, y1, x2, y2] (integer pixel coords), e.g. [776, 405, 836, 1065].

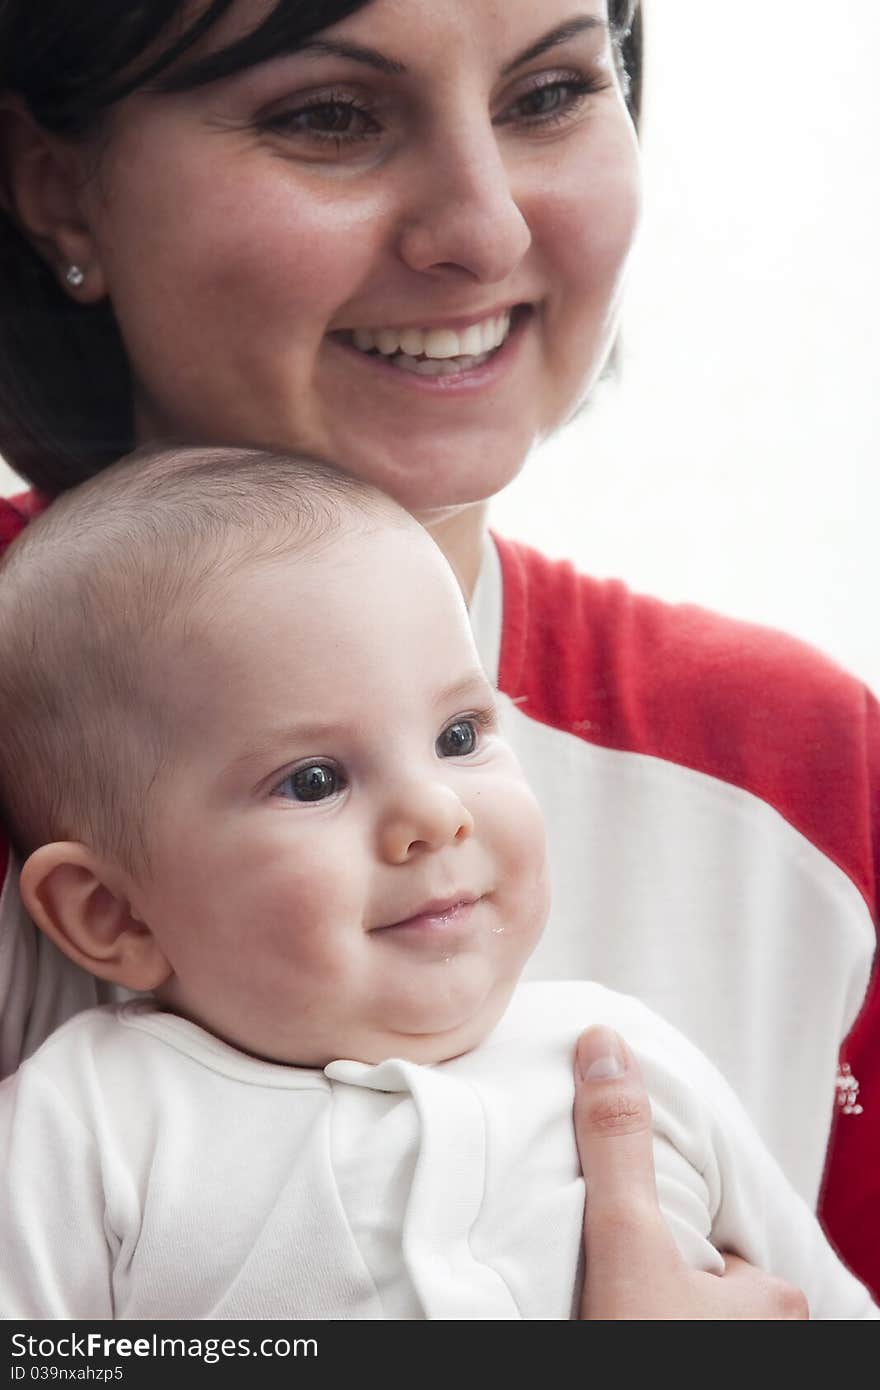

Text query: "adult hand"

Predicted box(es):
[574, 1026, 809, 1319]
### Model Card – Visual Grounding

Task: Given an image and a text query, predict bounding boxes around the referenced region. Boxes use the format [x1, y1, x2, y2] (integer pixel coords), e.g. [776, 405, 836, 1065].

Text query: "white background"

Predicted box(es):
[492, 0, 880, 690]
[3, 1, 878, 687]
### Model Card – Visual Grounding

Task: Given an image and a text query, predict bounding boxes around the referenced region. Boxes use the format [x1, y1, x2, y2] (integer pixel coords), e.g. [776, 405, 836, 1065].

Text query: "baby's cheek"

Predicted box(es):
[506, 777, 549, 857]
[496, 779, 551, 927]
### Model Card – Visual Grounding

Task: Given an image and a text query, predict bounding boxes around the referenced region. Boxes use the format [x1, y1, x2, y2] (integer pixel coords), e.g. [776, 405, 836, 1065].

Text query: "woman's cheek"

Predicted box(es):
[240, 181, 392, 313]
[532, 123, 641, 291]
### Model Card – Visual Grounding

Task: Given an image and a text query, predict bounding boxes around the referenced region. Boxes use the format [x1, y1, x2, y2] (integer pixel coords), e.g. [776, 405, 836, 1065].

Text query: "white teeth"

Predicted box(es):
[348, 311, 512, 363]
[458, 323, 484, 356]
[391, 351, 492, 376]
[422, 328, 461, 359]
[399, 328, 425, 356]
[375, 328, 401, 356]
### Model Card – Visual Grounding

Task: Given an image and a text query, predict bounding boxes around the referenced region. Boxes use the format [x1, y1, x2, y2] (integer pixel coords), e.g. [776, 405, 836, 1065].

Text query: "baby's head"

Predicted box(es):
[0, 446, 549, 1066]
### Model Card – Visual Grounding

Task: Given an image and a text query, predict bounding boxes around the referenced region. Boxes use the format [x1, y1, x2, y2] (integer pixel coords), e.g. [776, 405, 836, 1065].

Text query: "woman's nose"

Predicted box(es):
[396, 123, 532, 283]
[378, 780, 475, 865]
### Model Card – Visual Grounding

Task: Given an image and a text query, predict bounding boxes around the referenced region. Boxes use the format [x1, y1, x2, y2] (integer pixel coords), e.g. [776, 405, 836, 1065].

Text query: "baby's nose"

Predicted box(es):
[378, 781, 474, 864]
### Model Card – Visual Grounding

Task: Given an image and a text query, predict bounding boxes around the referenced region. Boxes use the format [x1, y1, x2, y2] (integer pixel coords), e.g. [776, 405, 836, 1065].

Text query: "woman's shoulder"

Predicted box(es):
[492, 532, 876, 746]
[491, 533, 880, 912]
[492, 531, 871, 709]
[0, 487, 48, 551]
[0, 487, 50, 885]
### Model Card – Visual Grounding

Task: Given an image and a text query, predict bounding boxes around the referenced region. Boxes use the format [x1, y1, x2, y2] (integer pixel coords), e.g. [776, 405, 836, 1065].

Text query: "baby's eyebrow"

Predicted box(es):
[434, 671, 496, 708]
[224, 720, 344, 775]
[219, 674, 495, 781]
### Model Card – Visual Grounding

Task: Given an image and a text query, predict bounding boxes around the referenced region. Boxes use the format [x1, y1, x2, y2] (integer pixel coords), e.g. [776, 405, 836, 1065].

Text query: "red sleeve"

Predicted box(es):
[0, 489, 47, 889]
[494, 535, 880, 1298]
[818, 681, 880, 1293]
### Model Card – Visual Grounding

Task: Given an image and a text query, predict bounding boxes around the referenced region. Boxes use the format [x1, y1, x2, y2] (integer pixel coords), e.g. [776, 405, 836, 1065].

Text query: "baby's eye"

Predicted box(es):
[436, 719, 478, 759]
[275, 763, 345, 802]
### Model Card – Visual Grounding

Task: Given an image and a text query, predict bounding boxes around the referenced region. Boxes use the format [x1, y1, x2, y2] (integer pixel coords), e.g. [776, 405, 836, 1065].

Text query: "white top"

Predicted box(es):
[0, 982, 875, 1320]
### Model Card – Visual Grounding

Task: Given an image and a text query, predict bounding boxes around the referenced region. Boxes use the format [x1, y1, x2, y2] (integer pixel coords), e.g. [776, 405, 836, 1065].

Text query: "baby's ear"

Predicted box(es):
[19, 843, 172, 992]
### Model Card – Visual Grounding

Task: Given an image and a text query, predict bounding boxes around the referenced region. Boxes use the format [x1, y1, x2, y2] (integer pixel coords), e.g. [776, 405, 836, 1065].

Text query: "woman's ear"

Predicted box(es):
[19, 843, 172, 992]
[0, 95, 107, 302]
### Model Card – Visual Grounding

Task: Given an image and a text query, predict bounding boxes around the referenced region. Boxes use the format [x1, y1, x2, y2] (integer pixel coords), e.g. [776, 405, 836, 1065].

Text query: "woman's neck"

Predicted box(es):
[418, 501, 490, 605]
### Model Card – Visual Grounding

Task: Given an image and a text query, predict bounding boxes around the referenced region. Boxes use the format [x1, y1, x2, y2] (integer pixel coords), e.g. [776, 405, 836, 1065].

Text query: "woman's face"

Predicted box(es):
[78, 0, 640, 514]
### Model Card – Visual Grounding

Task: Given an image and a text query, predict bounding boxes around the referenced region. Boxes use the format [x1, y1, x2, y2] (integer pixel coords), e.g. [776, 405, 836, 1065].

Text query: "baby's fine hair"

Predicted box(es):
[0, 443, 402, 871]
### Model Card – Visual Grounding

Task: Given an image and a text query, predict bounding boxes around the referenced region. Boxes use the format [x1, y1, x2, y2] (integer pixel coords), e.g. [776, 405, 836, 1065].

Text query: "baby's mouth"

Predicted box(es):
[334, 306, 526, 376]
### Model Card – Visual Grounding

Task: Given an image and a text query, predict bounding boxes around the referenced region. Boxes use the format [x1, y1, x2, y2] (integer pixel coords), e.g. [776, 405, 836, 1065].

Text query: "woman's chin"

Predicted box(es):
[329, 430, 533, 515]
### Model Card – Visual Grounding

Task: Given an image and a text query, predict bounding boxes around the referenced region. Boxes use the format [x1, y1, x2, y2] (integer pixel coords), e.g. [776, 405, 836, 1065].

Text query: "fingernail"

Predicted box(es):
[577, 1026, 626, 1082]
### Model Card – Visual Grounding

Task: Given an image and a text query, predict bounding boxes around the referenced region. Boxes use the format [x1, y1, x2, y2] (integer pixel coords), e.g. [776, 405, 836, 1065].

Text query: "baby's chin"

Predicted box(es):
[336, 986, 518, 1069]
[160, 974, 519, 1070]
[274, 995, 516, 1070]
[203, 1018, 505, 1071]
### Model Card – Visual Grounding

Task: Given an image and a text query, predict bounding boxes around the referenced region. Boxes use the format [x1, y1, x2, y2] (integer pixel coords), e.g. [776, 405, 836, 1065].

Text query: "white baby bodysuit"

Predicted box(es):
[0, 981, 875, 1319]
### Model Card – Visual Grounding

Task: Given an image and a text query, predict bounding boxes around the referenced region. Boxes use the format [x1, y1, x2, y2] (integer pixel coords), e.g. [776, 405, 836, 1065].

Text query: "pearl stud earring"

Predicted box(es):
[65, 265, 85, 288]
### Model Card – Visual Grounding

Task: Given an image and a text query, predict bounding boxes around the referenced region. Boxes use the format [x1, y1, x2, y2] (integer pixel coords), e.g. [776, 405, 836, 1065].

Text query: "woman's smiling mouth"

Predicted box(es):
[331, 306, 531, 380]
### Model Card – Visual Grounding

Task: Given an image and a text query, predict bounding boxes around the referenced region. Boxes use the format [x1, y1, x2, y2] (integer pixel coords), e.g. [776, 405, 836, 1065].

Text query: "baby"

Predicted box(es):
[0, 445, 874, 1319]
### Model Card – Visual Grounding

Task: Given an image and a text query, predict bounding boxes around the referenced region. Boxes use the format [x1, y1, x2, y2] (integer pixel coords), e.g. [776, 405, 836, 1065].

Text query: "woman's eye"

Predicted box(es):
[516, 84, 573, 119]
[501, 76, 608, 129]
[276, 764, 344, 802]
[436, 720, 478, 759]
[260, 99, 379, 144]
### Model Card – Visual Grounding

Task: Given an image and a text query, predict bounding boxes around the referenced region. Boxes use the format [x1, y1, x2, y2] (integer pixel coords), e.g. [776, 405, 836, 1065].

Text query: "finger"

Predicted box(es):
[575, 1026, 680, 1317]
[574, 1024, 660, 1214]
[719, 1256, 810, 1320]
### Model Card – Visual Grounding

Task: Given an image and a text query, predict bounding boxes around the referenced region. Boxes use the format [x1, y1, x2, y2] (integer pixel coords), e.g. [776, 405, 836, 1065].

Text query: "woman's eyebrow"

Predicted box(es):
[295, 37, 405, 77]
[501, 16, 608, 76]
[290, 14, 606, 82]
